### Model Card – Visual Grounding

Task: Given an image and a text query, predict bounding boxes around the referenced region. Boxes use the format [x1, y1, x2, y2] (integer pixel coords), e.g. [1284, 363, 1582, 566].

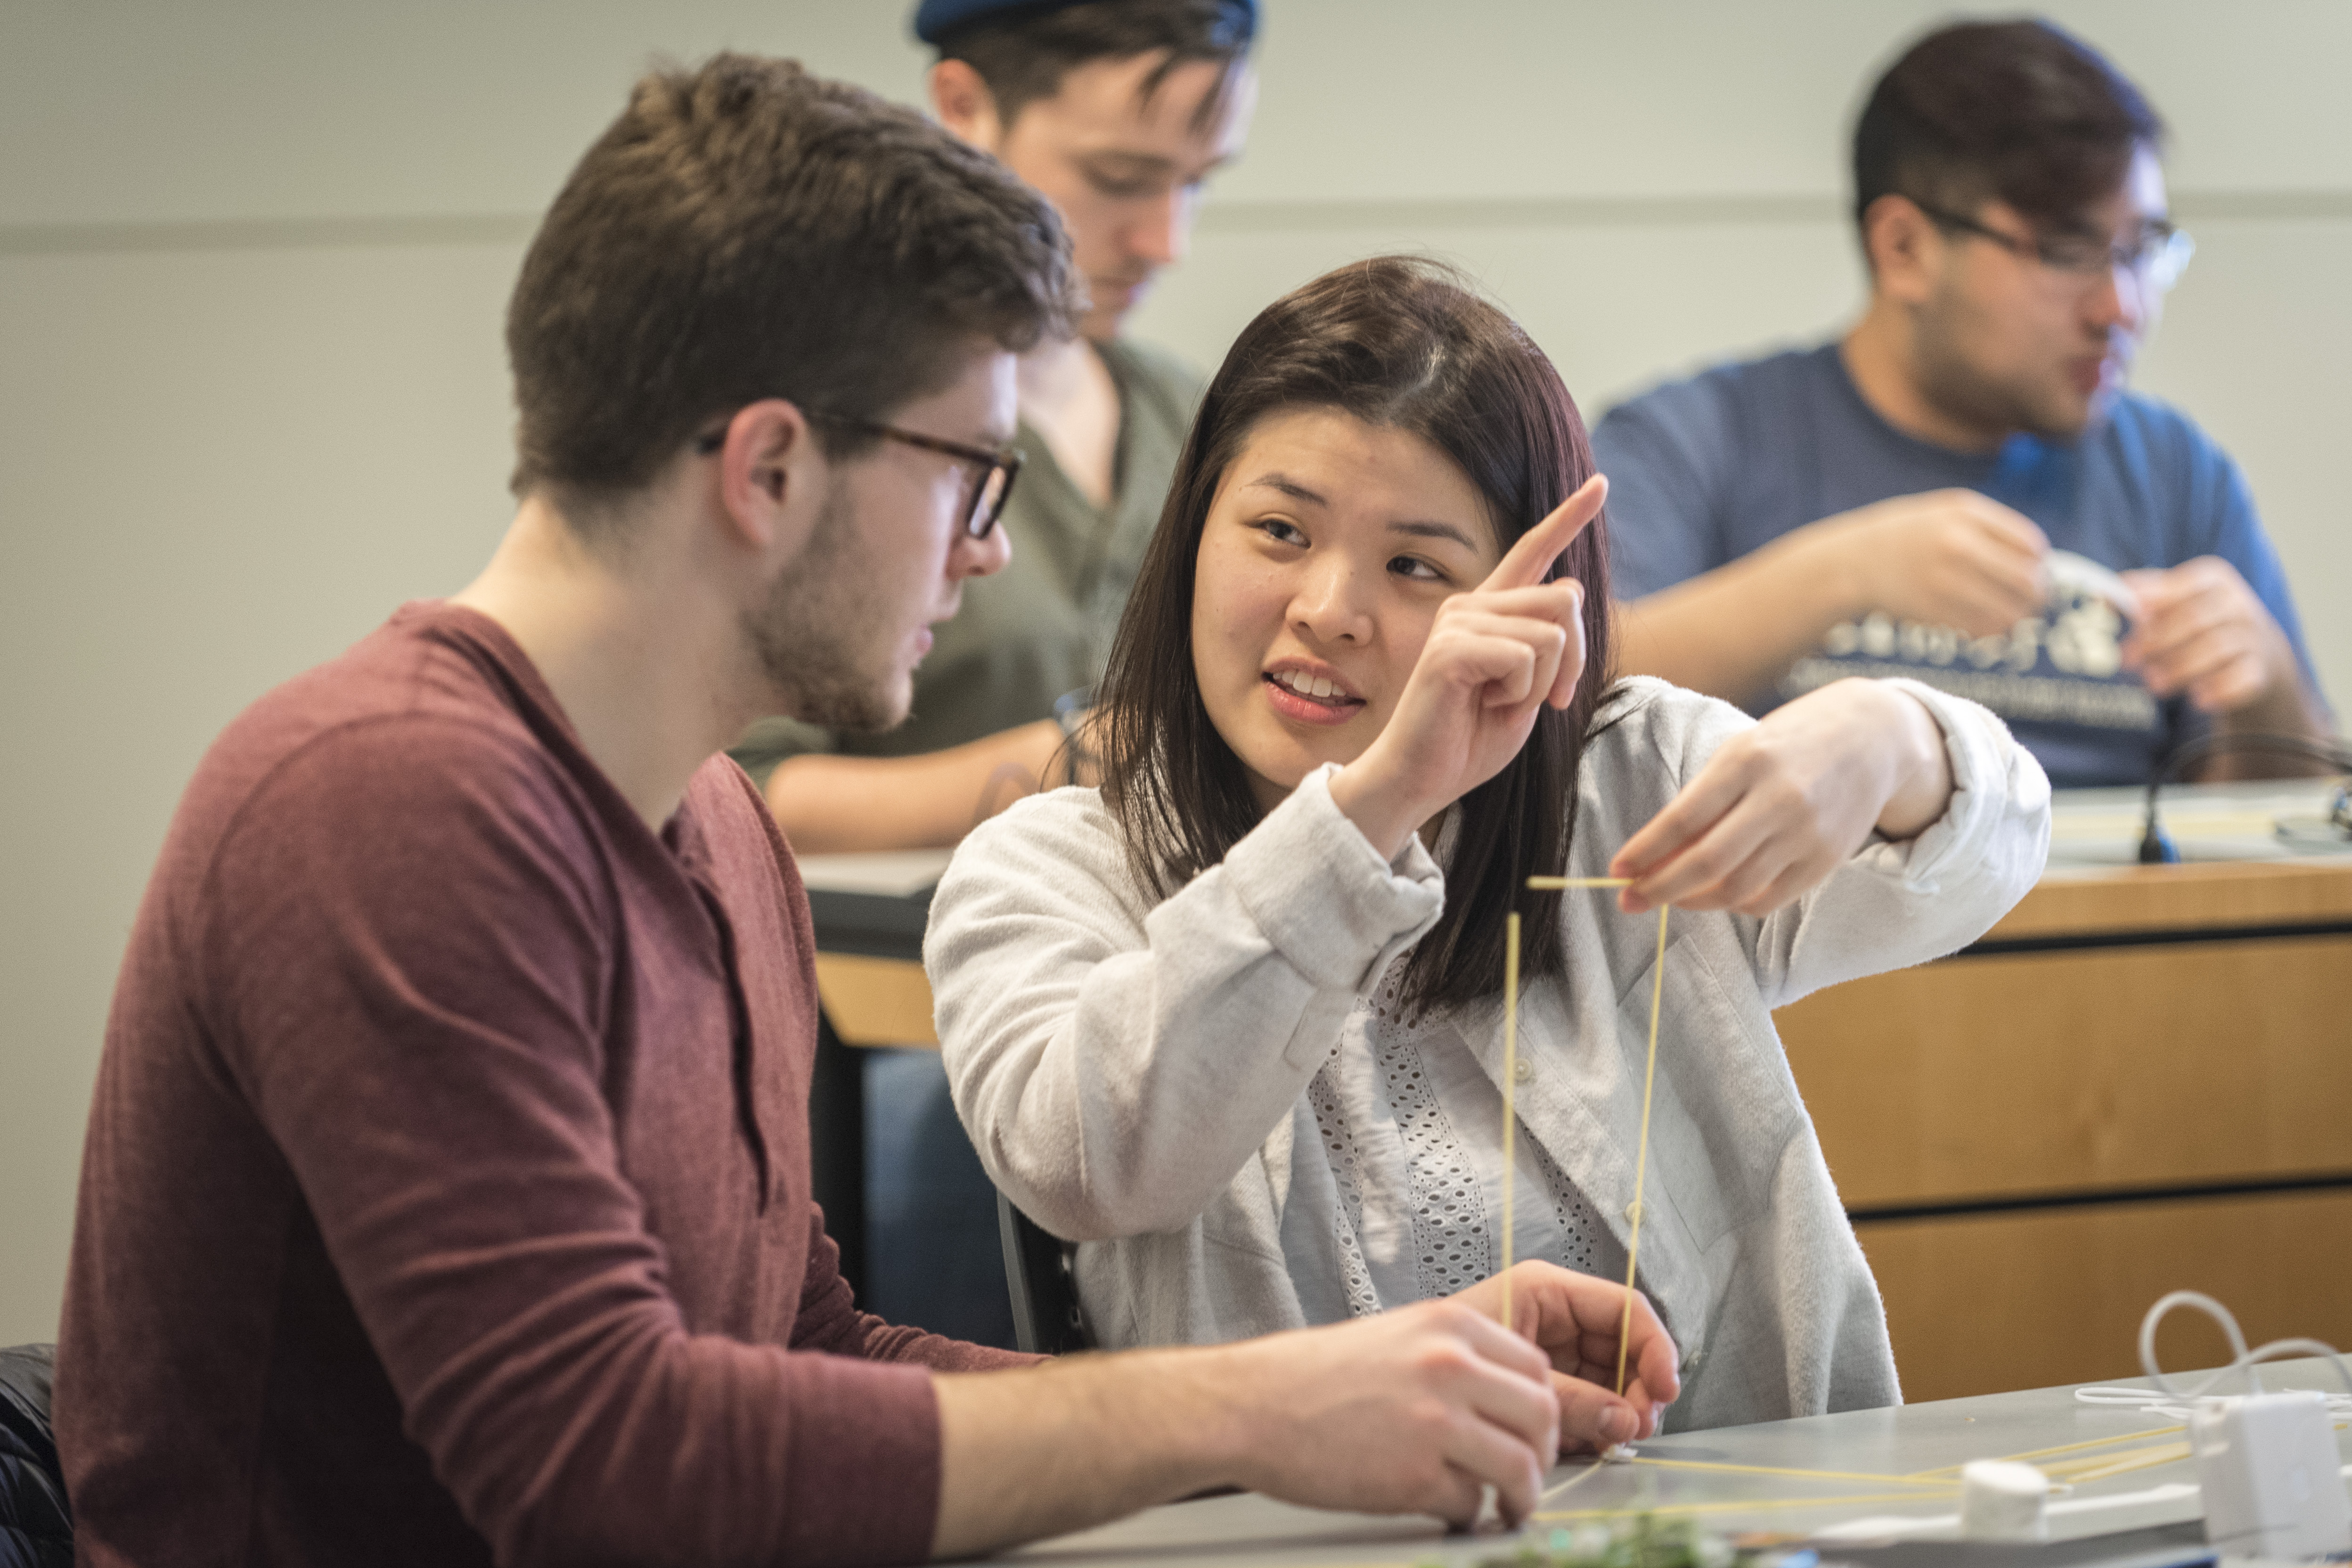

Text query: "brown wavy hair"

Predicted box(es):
[507, 55, 1077, 525]
[1095, 256, 1612, 1016]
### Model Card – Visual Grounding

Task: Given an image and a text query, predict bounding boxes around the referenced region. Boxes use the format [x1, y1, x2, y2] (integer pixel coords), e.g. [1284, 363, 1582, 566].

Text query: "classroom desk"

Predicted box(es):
[800, 851, 955, 1300]
[800, 782, 2352, 1380]
[803, 851, 948, 1041]
[991, 1360, 2352, 1567]
[1776, 780, 2352, 1403]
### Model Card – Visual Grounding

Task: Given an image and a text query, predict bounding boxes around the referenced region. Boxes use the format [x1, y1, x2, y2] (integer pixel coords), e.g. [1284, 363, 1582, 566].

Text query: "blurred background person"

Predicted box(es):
[735, 0, 1258, 845]
[735, 0, 1258, 1349]
[1596, 19, 2332, 788]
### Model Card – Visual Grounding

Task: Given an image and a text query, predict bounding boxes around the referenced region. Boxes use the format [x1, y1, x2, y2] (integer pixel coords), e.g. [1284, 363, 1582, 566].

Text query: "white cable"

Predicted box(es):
[2138, 1292, 2352, 1400]
[2071, 1294, 2352, 1419]
[2138, 1291, 2253, 1399]
[2075, 1293, 2352, 1419]
[2072, 1387, 2200, 1420]
[2075, 1387, 2352, 1421]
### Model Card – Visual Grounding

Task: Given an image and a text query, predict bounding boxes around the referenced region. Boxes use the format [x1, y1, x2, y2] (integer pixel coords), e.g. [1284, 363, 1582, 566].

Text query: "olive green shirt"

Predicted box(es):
[732, 337, 1202, 783]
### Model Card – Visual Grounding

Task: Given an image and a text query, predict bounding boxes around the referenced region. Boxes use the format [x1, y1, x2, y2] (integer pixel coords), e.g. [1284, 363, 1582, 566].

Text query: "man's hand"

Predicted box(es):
[1332, 477, 1606, 859]
[1611, 488, 2045, 711]
[1209, 1299, 1565, 1527]
[1450, 1261, 1680, 1451]
[1609, 680, 1953, 915]
[931, 1298, 1569, 1555]
[1827, 489, 2049, 637]
[2119, 556, 2301, 714]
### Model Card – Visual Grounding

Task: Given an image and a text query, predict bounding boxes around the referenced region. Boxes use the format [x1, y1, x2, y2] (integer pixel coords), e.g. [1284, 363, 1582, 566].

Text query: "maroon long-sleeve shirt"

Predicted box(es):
[57, 602, 1026, 1567]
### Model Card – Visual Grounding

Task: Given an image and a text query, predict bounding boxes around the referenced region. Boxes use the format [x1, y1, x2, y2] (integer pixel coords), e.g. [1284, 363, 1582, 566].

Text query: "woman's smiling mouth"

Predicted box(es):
[1263, 668, 1366, 725]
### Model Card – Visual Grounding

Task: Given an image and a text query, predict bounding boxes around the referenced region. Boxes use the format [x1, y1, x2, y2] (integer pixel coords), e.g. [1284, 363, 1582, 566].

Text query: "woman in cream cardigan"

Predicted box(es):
[927, 258, 2050, 1436]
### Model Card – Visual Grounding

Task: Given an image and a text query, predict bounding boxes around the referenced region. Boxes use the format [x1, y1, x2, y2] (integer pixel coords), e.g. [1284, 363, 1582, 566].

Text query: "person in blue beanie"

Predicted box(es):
[736, 0, 1258, 843]
[729, 0, 1261, 1357]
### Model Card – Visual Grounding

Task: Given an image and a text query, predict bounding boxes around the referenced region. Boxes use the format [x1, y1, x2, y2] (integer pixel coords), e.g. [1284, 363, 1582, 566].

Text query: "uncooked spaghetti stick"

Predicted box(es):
[1500, 912, 1520, 1334]
[1615, 901, 1668, 1397]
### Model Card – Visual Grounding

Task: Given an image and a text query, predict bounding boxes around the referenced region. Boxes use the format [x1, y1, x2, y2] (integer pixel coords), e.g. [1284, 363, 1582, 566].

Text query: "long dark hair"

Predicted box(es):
[1096, 256, 1612, 1015]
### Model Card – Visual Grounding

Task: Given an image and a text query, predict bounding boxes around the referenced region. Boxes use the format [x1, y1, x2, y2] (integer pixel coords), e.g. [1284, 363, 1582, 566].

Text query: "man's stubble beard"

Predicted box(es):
[744, 476, 908, 735]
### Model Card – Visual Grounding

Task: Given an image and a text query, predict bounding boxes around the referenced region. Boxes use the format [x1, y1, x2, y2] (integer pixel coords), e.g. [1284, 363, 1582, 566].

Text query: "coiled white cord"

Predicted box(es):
[2074, 1291, 2352, 1419]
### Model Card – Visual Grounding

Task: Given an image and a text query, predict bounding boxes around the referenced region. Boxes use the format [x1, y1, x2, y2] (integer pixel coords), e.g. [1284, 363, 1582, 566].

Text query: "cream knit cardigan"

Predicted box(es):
[926, 678, 2050, 1429]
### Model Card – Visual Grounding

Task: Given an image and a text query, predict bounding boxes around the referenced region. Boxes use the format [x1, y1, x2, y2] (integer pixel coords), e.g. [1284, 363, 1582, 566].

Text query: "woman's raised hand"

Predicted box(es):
[1332, 476, 1606, 860]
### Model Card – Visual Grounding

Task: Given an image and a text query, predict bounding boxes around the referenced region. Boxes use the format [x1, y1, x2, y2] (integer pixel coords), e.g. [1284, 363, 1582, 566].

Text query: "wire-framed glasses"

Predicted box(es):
[1909, 198, 2196, 294]
[694, 413, 1023, 539]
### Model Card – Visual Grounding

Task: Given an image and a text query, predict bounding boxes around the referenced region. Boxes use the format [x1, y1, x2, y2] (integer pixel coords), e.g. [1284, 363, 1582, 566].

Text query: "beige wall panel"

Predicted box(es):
[0, 242, 523, 1342]
[1129, 218, 1869, 420]
[1228, 0, 2352, 203]
[0, 5, 932, 227]
[11, 3, 2352, 223]
[1859, 1188, 2352, 1403]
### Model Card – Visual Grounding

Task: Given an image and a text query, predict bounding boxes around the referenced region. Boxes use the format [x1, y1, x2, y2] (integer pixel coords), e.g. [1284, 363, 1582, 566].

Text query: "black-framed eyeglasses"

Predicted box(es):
[1908, 198, 2195, 293]
[694, 412, 1022, 539]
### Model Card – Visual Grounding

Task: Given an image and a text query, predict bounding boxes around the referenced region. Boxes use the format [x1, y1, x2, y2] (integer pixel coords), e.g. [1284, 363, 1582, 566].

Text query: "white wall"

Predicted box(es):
[3, 1, 2344, 1344]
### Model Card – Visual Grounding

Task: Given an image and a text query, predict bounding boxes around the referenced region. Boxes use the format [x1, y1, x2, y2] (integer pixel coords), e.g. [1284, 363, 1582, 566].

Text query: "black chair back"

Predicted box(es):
[995, 1192, 1093, 1356]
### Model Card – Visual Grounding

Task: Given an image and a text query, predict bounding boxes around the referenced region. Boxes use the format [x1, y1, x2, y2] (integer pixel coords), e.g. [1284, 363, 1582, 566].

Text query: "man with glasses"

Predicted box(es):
[57, 55, 1675, 1566]
[1594, 18, 2331, 786]
[697, 414, 1023, 539]
[733, 0, 1257, 846]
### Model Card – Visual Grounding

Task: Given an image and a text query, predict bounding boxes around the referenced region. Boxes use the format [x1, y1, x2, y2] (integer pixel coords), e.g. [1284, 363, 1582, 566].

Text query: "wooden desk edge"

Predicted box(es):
[812, 952, 938, 1049]
[1986, 856, 2352, 941]
[808, 859, 2352, 1045]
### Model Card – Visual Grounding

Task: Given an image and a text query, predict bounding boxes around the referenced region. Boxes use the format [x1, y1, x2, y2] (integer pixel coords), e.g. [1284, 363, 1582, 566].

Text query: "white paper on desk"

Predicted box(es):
[1811, 1512, 1961, 1543]
[1809, 1483, 2203, 1544]
[2043, 779, 2352, 866]
[795, 849, 955, 897]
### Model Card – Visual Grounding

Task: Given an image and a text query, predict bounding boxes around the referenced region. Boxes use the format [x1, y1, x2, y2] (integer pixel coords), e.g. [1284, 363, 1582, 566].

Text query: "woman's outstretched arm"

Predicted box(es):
[1607, 677, 2051, 1004]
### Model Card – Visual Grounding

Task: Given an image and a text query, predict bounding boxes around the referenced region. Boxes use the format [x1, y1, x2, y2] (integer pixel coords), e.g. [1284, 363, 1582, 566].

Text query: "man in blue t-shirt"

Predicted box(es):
[1594, 19, 2332, 788]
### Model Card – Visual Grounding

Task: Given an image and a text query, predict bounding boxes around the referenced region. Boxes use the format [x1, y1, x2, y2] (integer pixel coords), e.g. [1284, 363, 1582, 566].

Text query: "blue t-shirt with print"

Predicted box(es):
[1591, 343, 2321, 788]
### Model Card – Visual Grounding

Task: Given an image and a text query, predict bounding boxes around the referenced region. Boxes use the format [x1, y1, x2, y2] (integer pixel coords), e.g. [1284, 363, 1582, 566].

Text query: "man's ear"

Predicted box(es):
[1862, 194, 1940, 306]
[928, 58, 1004, 151]
[711, 400, 815, 553]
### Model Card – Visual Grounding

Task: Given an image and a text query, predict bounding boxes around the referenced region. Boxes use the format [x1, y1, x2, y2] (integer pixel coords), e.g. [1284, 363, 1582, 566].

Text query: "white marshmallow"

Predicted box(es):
[1960, 1459, 2050, 1542]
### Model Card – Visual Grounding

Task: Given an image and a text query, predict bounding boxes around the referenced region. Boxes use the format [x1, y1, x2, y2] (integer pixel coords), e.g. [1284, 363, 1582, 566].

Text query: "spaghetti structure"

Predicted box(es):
[1495, 883, 2278, 1527]
[1504, 876, 1665, 1396]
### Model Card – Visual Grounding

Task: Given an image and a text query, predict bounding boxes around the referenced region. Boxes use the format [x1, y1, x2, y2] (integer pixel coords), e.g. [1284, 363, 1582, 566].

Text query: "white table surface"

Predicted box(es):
[996, 1362, 2351, 1567]
[2044, 779, 2349, 868]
